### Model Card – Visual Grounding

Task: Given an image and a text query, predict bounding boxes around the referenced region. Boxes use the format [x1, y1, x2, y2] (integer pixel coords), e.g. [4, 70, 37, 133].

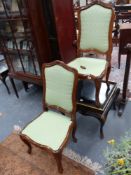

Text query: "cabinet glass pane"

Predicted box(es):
[0, 0, 40, 76]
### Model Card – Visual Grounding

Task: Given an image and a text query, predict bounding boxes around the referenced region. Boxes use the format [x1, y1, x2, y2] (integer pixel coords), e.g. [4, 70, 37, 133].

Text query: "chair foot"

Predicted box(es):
[100, 120, 104, 139]
[2, 79, 11, 94]
[10, 77, 19, 98]
[72, 135, 77, 143]
[72, 122, 77, 143]
[27, 145, 32, 154]
[22, 81, 29, 92]
[100, 128, 104, 139]
[20, 135, 32, 154]
[53, 152, 63, 173]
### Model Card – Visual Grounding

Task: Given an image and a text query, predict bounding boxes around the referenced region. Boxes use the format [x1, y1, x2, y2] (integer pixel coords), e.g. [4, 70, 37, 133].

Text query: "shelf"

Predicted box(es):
[4, 49, 32, 55]
[0, 31, 31, 36]
[12, 56, 40, 75]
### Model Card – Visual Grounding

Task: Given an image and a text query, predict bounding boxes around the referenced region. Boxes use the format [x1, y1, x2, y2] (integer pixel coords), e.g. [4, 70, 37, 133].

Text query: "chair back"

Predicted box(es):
[42, 60, 78, 119]
[77, 2, 115, 60]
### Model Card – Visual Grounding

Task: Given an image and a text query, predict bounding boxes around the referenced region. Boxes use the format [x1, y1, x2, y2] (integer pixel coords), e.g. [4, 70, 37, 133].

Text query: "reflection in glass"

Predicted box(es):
[0, 0, 40, 76]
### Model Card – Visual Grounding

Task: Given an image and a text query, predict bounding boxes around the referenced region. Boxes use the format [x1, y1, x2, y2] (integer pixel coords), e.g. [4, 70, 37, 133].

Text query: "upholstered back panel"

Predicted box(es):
[79, 4, 112, 52]
[45, 65, 75, 112]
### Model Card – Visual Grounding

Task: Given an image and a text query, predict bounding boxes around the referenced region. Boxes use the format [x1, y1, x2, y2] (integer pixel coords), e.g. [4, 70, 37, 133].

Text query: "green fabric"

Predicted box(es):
[45, 65, 74, 112]
[68, 57, 107, 76]
[22, 111, 72, 151]
[80, 4, 112, 52]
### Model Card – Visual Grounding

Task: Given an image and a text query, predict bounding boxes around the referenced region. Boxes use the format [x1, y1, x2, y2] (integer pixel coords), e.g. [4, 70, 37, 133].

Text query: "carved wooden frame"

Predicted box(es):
[20, 60, 78, 173]
[73, 1, 115, 107]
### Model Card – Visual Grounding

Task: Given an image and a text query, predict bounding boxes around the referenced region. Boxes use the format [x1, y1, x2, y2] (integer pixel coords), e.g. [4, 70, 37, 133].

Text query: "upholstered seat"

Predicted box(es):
[22, 111, 72, 151]
[68, 57, 107, 77]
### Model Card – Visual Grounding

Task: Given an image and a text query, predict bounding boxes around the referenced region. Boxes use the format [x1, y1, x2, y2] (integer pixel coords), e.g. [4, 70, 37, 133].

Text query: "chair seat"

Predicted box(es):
[22, 111, 72, 151]
[68, 57, 107, 77]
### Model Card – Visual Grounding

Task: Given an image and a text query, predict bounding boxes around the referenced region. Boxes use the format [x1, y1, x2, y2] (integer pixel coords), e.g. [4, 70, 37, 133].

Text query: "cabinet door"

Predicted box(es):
[26, 0, 52, 66]
[0, 0, 43, 76]
[51, 0, 77, 63]
[41, 0, 60, 60]
[0, 0, 53, 84]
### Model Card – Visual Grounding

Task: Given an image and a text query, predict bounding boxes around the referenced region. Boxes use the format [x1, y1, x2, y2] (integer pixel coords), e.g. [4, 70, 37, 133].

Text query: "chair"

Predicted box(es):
[19, 60, 78, 173]
[68, 1, 115, 107]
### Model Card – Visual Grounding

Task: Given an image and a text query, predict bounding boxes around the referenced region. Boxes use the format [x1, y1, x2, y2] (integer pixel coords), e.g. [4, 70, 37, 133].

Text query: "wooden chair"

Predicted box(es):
[20, 60, 78, 173]
[68, 1, 115, 107]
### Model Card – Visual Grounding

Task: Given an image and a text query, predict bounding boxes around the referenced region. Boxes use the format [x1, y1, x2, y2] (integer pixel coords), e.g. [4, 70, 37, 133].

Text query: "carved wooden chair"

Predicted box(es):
[68, 1, 115, 107]
[19, 60, 78, 173]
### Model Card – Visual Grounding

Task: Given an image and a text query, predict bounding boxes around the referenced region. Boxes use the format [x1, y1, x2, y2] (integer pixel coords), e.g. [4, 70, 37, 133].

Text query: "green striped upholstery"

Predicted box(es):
[80, 4, 112, 52]
[45, 65, 74, 112]
[68, 57, 107, 77]
[21, 64, 76, 151]
[22, 111, 72, 151]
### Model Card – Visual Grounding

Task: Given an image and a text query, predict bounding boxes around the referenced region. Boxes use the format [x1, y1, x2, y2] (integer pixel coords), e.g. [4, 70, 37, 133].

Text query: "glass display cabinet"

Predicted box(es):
[0, 1, 39, 74]
[0, 0, 77, 96]
[0, 0, 52, 96]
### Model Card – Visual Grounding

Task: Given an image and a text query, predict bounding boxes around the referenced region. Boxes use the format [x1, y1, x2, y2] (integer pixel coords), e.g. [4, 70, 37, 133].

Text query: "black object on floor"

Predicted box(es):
[77, 80, 120, 138]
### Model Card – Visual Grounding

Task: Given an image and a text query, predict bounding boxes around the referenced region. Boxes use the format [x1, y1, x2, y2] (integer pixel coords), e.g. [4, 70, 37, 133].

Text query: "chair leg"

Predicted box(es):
[99, 113, 108, 139]
[118, 52, 121, 69]
[22, 81, 29, 92]
[1, 78, 10, 94]
[10, 77, 19, 98]
[100, 120, 104, 139]
[20, 135, 32, 154]
[105, 65, 111, 95]
[72, 121, 77, 143]
[53, 152, 63, 173]
[94, 79, 101, 107]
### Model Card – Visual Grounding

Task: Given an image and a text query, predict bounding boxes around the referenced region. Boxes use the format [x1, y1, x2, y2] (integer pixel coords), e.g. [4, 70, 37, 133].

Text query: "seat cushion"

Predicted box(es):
[68, 57, 107, 77]
[21, 111, 72, 151]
